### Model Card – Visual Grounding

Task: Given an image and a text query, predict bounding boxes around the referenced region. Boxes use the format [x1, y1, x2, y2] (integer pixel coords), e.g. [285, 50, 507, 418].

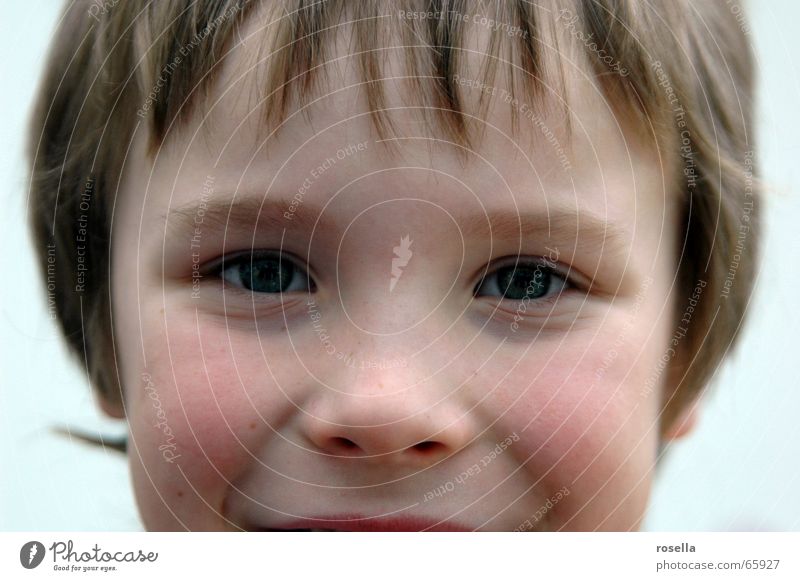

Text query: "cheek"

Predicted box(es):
[124, 308, 299, 527]
[478, 324, 661, 527]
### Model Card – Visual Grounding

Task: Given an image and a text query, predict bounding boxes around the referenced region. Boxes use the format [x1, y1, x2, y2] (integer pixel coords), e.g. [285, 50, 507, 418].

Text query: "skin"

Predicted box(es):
[107, 16, 687, 531]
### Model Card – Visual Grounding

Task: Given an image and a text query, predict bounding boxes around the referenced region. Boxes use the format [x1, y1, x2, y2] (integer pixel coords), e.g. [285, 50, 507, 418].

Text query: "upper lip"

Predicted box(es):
[257, 514, 473, 532]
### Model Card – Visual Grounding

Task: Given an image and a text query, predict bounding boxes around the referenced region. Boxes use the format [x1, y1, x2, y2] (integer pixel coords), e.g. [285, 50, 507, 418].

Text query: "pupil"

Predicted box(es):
[239, 257, 294, 293]
[498, 265, 549, 300]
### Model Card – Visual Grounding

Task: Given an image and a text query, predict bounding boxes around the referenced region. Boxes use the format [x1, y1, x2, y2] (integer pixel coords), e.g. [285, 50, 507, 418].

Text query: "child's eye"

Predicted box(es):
[218, 251, 315, 294]
[474, 259, 569, 301]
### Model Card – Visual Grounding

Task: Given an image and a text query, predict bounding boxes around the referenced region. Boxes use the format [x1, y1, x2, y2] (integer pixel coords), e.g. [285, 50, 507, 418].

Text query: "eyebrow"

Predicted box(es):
[164, 195, 629, 255]
[164, 196, 340, 241]
[456, 207, 628, 251]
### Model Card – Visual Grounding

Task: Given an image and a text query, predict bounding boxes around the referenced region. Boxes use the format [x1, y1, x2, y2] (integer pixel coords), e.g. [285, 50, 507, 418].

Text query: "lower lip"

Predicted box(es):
[258, 515, 472, 532]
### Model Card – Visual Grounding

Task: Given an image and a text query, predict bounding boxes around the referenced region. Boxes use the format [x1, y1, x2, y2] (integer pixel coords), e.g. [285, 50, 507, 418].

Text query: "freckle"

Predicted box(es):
[177, 491, 184, 498]
[249, 422, 256, 430]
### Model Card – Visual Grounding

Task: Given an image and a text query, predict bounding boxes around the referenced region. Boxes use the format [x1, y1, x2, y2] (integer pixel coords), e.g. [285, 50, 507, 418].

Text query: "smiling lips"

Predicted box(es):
[256, 515, 473, 532]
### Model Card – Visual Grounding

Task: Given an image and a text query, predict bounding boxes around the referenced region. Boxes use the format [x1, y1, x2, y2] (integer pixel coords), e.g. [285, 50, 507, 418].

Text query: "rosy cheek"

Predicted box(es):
[486, 329, 659, 505]
[129, 316, 285, 495]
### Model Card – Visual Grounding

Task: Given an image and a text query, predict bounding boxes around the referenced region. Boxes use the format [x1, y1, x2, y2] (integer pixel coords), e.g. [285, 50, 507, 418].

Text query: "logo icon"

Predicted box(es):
[20, 541, 45, 569]
[390, 234, 413, 292]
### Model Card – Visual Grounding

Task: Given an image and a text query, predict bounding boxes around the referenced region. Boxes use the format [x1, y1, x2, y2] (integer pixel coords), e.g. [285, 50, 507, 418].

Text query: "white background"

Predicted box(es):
[1, 1, 798, 531]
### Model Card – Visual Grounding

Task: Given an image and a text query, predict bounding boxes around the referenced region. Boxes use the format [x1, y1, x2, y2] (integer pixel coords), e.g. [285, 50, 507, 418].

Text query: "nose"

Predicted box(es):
[300, 366, 475, 468]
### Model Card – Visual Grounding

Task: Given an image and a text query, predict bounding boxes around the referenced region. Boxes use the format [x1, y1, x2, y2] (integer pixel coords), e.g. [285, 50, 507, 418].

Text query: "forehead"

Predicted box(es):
[144, 5, 672, 247]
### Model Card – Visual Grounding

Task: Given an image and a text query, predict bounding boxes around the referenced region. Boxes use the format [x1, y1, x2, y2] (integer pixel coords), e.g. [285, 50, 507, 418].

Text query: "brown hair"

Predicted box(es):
[28, 0, 758, 435]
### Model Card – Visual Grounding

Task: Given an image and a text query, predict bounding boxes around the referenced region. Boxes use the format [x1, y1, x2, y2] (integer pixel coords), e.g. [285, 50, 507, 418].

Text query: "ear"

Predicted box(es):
[662, 399, 700, 440]
[96, 391, 126, 419]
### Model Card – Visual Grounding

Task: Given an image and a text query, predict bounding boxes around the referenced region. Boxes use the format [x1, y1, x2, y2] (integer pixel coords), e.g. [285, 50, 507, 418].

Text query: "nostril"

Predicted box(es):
[330, 437, 361, 453]
[327, 437, 446, 456]
[413, 441, 446, 455]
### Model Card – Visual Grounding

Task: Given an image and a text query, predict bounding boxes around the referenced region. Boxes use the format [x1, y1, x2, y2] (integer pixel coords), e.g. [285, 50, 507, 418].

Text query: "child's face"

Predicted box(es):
[111, 23, 679, 531]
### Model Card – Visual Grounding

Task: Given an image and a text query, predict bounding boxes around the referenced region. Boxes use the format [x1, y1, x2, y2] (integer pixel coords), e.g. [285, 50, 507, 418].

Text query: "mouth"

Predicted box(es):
[254, 514, 473, 532]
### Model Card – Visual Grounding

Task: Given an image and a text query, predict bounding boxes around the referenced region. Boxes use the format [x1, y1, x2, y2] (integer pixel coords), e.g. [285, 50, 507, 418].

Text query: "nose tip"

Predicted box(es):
[299, 351, 477, 468]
